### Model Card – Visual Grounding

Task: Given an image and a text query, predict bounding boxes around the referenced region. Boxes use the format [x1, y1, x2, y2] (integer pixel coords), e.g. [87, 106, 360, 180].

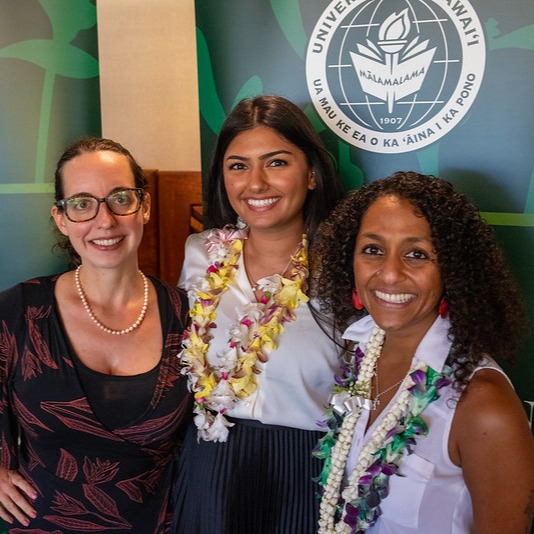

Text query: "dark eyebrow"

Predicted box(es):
[359, 233, 432, 244]
[225, 150, 293, 162]
[68, 192, 94, 197]
[66, 187, 133, 199]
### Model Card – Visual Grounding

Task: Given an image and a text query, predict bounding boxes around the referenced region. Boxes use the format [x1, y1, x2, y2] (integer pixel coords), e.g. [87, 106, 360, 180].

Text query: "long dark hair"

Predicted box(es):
[311, 171, 529, 388]
[53, 136, 148, 267]
[205, 95, 345, 242]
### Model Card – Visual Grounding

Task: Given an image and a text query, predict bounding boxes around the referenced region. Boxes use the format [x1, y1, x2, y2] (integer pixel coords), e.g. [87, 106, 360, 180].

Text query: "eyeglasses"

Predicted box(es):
[55, 188, 145, 223]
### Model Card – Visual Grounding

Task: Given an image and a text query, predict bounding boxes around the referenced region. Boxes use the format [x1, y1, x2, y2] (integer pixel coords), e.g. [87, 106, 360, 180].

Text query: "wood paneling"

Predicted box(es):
[158, 171, 202, 284]
[138, 170, 202, 285]
[139, 169, 160, 278]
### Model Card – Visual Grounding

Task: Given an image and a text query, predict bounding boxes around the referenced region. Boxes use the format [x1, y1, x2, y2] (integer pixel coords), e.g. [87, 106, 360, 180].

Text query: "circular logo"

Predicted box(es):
[306, 0, 486, 153]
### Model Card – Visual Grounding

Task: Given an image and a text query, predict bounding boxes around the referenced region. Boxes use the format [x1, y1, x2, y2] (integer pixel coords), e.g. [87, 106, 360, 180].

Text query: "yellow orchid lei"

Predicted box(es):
[180, 225, 310, 442]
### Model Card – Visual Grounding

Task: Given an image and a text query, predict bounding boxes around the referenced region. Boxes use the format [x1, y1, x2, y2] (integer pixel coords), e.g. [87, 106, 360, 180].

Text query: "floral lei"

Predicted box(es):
[180, 225, 309, 442]
[314, 325, 453, 533]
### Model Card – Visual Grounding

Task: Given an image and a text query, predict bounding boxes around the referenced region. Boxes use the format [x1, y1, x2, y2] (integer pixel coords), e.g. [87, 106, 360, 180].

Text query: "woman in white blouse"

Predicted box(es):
[171, 95, 345, 533]
[311, 172, 534, 533]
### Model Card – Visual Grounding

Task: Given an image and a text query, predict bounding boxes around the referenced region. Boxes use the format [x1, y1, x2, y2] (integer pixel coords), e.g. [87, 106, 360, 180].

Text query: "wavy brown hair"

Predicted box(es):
[311, 171, 528, 388]
[52, 136, 148, 268]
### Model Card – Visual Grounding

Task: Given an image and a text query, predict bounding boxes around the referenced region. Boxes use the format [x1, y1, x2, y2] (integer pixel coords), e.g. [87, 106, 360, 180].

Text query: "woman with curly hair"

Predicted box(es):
[311, 171, 534, 533]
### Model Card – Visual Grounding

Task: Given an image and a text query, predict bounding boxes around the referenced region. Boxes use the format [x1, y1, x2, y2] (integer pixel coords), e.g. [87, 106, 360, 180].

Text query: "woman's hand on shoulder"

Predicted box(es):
[0, 467, 37, 526]
[450, 369, 534, 533]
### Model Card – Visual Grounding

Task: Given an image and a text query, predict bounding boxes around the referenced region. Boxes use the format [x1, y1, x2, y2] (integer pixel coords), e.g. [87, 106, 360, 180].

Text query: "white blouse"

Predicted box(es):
[343, 314, 509, 534]
[179, 230, 341, 431]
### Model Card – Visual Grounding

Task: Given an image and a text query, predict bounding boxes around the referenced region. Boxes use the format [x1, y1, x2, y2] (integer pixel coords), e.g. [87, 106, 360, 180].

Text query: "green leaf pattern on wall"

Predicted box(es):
[0, 0, 98, 191]
[485, 19, 534, 214]
[270, 0, 307, 60]
[198, 3, 534, 226]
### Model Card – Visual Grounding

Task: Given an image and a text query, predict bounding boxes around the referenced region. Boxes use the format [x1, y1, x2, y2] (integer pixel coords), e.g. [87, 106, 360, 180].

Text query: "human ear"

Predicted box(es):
[142, 192, 151, 224]
[308, 169, 317, 190]
[51, 205, 69, 236]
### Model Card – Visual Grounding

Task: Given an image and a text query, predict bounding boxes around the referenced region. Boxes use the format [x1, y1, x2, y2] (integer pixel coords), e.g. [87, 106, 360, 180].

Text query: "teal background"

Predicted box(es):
[0, 3, 99, 529]
[0, 1, 531, 530]
[0, 0, 100, 292]
[194, 0, 534, 428]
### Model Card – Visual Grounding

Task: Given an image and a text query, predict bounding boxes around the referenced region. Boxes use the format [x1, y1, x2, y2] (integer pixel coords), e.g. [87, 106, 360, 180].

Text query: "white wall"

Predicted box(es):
[97, 0, 201, 171]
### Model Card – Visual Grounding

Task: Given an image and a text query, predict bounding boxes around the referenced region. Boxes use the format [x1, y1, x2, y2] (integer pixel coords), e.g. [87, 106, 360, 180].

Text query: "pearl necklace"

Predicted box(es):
[74, 265, 149, 335]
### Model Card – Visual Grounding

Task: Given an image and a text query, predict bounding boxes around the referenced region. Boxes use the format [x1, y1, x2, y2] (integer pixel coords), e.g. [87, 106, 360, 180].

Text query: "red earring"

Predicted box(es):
[439, 297, 448, 318]
[352, 289, 364, 310]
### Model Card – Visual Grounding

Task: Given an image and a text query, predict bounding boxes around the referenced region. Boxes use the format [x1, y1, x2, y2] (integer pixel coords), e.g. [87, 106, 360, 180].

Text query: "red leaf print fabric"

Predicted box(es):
[9, 529, 62, 533]
[41, 398, 123, 442]
[83, 484, 130, 526]
[0, 276, 192, 533]
[0, 321, 18, 377]
[56, 449, 79, 482]
[83, 458, 120, 485]
[43, 515, 128, 531]
[26, 305, 58, 371]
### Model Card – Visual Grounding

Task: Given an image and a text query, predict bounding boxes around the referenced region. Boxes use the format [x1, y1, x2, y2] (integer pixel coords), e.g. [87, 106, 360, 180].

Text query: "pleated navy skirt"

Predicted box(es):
[171, 418, 323, 534]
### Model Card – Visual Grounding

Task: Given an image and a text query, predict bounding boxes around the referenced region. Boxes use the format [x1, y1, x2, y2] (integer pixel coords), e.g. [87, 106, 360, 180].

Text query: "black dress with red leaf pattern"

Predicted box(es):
[0, 275, 192, 533]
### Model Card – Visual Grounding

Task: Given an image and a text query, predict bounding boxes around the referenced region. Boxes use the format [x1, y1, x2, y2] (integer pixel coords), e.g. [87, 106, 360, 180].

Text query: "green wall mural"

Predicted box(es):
[194, 0, 534, 433]
[0, 0, 100, 291]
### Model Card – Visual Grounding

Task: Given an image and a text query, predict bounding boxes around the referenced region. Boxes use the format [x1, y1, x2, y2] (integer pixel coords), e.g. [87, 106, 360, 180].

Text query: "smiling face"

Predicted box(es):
[51, 150, 150, 270]
[353, 194, 443, 342]
[223, 125, 316, 234]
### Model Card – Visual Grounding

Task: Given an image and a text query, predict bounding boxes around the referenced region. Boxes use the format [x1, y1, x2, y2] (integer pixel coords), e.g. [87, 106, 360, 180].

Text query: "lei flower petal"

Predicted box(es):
[180, 227, 309, 442]
[316, 325, 454, 533]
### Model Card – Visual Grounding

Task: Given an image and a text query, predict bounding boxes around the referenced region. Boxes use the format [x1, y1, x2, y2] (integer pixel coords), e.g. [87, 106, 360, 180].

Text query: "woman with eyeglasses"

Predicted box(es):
[0, 137, 192, 533]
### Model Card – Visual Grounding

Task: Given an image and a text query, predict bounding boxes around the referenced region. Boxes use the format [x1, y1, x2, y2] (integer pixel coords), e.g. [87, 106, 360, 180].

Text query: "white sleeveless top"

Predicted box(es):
[179, 230, 341, 430]
[342, 315, 509, 534]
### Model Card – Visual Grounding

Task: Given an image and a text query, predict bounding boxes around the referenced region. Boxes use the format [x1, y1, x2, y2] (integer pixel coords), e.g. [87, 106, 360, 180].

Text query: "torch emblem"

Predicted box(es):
[306, 0, 486, 153]
[350, 9, 436, 113]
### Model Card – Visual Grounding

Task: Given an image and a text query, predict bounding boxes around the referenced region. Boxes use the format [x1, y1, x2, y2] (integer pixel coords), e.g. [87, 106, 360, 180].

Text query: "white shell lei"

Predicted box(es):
[318, 325, 428, 533]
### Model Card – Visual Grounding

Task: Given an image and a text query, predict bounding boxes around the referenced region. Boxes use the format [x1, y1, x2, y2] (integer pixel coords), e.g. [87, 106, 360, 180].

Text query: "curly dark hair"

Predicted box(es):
[52, 136, 148, 268]
[205, 95, 345, 242]
[311, 171, 528, 389]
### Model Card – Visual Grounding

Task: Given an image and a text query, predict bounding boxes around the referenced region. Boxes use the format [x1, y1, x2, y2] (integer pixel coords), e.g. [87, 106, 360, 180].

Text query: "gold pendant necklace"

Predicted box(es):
[244, 241, 304, 292]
